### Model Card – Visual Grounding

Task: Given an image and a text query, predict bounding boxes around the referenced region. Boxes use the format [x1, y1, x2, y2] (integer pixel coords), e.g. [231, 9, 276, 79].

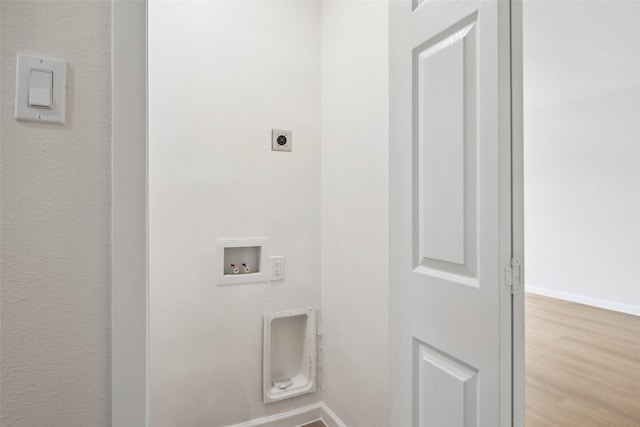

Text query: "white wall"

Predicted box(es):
[148, 2, 322, 425]
[320, 2, 389, 425]
[0, 1, 112, 426]
[524, 0, 640, 315]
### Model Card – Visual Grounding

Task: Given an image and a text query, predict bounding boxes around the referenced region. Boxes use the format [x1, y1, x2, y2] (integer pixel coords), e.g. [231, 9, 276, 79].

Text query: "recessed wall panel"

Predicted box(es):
[413, 340, 478, 427]
[413, 15, 478, 280]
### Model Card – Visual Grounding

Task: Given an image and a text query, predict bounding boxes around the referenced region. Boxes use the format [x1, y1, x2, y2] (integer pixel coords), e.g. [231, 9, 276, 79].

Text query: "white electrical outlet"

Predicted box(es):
[271, 256, 285, 280]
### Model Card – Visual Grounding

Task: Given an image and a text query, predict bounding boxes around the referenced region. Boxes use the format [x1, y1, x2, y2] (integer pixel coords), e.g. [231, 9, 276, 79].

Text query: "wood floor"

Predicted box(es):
[526, 293, 640, 426]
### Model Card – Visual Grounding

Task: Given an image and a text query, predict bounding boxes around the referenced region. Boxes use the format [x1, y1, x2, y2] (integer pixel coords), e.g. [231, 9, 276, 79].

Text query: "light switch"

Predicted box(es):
[28, 69, 53, 109]
[15, 54, 66, 124]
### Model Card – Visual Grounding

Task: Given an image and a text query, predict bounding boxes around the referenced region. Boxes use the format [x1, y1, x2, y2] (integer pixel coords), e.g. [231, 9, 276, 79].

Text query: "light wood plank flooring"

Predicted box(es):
[526, 293, 640, 426]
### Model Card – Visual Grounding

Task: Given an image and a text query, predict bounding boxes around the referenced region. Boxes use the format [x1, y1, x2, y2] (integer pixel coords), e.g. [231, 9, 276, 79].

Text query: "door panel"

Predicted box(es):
[414, 339, 479, 427]
[415, 13, 478, 281]
[390, 0, 513, 425]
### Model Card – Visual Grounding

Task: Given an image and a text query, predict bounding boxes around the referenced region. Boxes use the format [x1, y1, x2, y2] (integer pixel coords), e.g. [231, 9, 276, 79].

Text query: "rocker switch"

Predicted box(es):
[28, 69, 53, 109]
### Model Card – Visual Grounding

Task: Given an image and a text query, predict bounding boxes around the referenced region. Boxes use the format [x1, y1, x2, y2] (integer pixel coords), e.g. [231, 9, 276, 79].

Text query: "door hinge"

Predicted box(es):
[505, 257, 523, 295]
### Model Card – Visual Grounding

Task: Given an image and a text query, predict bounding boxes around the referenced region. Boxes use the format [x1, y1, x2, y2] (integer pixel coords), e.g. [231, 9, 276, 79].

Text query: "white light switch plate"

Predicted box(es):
[15, 54, 67, 124]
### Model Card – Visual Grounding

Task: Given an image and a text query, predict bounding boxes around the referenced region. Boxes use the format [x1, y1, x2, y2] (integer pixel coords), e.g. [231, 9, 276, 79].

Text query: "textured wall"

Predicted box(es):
[320, 2, 390, 426]
[0, 2, 112, 426]
[148, 2, 321, 425]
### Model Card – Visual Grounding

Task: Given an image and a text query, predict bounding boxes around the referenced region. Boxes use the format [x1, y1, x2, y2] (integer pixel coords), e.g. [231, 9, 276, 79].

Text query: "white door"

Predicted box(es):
[389, 0, 515, 425]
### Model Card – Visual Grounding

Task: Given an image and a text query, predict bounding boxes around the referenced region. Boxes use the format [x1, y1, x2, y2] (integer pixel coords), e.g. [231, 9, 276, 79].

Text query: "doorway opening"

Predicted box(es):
[522, 1, 640, 425]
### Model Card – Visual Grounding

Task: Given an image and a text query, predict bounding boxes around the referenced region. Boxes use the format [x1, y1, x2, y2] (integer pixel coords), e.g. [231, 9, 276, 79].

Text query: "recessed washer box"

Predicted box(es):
[217, 238, 269, 285]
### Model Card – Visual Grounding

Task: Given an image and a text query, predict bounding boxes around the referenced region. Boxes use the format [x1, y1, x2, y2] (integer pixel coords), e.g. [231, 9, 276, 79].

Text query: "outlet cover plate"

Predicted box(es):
[271, 129, 292, 152]
[270, 256, 285, 280]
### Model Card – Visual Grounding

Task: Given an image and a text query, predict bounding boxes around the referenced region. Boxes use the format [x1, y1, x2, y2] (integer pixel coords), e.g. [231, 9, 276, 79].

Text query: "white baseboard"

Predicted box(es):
[229, 402, 347, 427]
[319, 402, 348, 427]
[231, 403, 321, 427]
[526, 286, 640, 316]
